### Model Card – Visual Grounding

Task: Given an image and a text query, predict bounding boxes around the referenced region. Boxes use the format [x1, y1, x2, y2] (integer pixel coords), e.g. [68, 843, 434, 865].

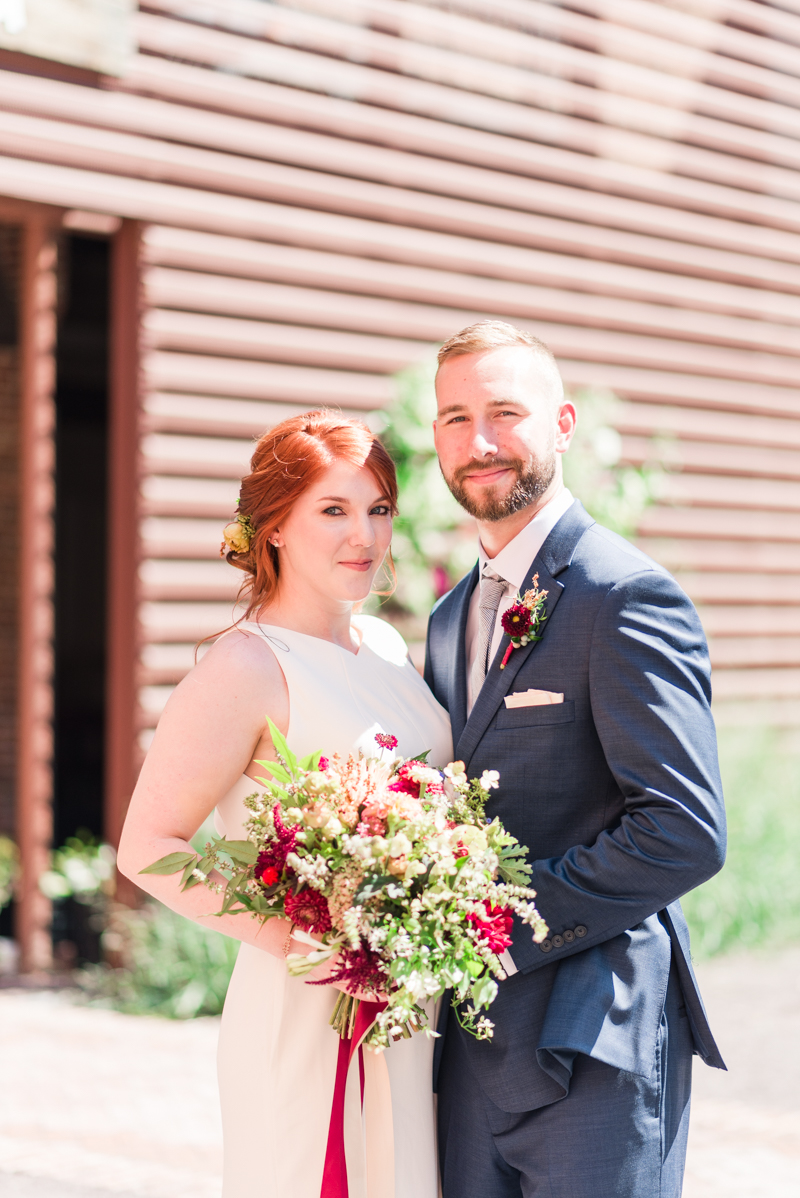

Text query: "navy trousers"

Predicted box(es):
[437, 966, 693, 1198]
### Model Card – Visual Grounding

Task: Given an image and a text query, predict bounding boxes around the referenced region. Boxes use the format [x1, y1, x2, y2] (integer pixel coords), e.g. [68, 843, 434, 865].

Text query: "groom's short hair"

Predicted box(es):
[436, 321, 563, 404]
[437, 320, 557, 371]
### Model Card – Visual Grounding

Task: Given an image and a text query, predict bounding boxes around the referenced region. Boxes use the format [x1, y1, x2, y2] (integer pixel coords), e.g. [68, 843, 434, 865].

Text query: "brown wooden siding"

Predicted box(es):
[1, 0, 799, 773]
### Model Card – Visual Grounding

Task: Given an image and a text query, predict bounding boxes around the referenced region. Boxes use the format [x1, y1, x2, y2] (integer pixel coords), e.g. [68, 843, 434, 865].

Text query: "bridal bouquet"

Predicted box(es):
[142, 725, 548, 1047]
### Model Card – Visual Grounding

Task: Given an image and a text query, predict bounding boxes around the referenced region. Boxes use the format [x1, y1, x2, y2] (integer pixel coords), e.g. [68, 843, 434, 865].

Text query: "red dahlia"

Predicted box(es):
[284, 888, 332, 934]
[501, 603, 532, 639]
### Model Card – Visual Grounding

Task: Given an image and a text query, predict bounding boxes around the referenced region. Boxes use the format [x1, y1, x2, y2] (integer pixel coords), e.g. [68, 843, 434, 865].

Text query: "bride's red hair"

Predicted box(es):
[224, 409, 398, 618]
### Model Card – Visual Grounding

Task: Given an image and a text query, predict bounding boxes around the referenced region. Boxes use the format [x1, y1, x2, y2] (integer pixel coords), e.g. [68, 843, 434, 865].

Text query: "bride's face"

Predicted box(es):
[274, 460, 394, 603]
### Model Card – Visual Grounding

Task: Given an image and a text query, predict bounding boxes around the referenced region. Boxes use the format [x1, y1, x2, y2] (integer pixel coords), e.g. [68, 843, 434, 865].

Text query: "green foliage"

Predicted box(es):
[85, 902, 239, 1019]
[682, 725, 800, 958]
[561, 387, 662, 538]
[376, 371, 662, 627]
[139, 851, 197, 877]
[378, 363, 477, 624]
[0, 835, 17, 909]
[39, 830, 116, 904]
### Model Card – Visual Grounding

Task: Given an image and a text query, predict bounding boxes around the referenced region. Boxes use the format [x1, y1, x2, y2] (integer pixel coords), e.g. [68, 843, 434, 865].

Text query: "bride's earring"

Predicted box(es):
[271, 537, 280, 548]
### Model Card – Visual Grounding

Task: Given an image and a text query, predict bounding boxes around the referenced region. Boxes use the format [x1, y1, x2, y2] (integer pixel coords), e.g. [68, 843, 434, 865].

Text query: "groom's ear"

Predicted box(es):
[555, 401, 577, 454]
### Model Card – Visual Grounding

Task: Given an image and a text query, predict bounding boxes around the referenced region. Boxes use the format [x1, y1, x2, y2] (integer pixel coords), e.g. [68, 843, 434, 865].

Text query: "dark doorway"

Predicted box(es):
[53, 234, 110, 846]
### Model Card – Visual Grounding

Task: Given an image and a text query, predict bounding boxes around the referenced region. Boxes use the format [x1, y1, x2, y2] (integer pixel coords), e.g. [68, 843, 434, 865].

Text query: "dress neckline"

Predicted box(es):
[241, 618, 365, 658]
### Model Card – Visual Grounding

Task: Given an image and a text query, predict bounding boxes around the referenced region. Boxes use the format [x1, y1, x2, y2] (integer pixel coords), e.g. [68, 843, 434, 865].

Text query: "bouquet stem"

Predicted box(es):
[330, 991, 360, 1040]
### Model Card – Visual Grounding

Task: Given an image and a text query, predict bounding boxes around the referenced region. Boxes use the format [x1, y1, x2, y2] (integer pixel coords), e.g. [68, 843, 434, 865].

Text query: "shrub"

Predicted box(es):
[84, 902, 239, 1019]
[682, 725, 800, 957]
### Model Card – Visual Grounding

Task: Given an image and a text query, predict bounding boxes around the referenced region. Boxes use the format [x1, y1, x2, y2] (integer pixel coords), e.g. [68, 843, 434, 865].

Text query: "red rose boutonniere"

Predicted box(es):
[499, 574, 549, 669]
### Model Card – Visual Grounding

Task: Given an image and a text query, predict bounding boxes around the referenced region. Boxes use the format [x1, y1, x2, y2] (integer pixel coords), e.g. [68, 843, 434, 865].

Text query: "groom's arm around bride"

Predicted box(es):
[424, 321, 726, 1198]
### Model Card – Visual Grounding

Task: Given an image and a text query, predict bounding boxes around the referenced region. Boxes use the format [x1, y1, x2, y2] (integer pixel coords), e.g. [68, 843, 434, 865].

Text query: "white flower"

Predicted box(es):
[404, 968, 440, 1002]
[480, 770, 500, 791]
[408, 764, 442, 787]
[285, 851, 330, 890]
[452, 824, 488, 855]
[403, 859, 426, 882]
[389, 831, 412, 859]
[444, 761, 467, 781]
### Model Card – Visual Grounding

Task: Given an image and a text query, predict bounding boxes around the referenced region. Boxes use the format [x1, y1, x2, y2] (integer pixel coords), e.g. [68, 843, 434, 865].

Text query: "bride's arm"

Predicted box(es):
[117, 630, 317, 963]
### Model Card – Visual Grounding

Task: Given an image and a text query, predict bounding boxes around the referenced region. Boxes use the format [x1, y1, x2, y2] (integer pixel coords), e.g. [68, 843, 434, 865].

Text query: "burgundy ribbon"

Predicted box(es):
[321, 999, 387, 1198]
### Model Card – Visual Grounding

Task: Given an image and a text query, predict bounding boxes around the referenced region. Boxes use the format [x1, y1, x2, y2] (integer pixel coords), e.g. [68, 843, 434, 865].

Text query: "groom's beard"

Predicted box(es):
[443, 453, 556, 522]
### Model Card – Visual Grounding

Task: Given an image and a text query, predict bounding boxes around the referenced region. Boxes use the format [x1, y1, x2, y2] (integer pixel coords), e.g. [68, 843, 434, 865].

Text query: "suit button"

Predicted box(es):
[540, 939, 553, 953]
[551, 934, 564, 948]
[574, 925, 587, 937]
[563, 929, 575, 943]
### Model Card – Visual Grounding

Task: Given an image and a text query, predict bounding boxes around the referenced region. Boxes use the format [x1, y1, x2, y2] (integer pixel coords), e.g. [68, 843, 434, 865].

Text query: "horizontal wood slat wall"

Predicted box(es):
[1, 0, 799, 736]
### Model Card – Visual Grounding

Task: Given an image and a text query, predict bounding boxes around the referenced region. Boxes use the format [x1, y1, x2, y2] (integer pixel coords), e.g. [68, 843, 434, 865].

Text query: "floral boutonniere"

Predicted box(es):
[499, 574, 549, 669]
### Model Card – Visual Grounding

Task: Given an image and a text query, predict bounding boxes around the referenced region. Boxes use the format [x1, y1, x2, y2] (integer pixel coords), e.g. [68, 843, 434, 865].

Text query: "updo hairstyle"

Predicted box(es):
[225, 409, 398, 618]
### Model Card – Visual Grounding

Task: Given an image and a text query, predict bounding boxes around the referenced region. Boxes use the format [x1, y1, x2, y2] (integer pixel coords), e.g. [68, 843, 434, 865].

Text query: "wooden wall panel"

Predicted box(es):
[105, 221, 143, 875]
[0, 0, 798, 736]
[15, 220, 57, 972]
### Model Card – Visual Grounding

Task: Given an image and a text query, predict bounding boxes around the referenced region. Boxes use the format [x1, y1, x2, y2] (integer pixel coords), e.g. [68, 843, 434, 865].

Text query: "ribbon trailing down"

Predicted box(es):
[321, 999, 387, 1198]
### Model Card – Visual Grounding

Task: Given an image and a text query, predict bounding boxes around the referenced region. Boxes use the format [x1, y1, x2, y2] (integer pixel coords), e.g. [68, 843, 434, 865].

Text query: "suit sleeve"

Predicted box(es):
[514, 568, 726, 974]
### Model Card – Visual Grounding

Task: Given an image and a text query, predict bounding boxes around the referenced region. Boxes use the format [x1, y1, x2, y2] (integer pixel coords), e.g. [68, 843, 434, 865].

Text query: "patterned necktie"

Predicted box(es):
[470, 569, 508, 707]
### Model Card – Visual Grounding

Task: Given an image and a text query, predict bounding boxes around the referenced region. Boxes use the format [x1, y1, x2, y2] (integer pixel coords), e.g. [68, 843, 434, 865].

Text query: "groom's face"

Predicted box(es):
[433, 346, 573, 522]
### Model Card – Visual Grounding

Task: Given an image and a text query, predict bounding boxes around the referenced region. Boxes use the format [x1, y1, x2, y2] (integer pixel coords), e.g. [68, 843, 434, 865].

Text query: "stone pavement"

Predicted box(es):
[0, 946, 798, 1197]
[683, 945, 800, 1197]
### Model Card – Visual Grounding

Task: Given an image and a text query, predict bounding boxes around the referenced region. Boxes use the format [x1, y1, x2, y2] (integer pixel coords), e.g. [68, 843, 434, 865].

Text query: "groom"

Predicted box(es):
[425, 321, 726, 1197]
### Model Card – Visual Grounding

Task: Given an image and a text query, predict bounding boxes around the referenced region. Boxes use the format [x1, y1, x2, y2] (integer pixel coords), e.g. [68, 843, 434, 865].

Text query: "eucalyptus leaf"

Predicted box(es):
[139, 851, 197, 877]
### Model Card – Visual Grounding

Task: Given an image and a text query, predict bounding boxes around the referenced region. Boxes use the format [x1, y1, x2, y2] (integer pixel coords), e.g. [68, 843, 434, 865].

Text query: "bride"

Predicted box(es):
[117, 411, 453, 1198]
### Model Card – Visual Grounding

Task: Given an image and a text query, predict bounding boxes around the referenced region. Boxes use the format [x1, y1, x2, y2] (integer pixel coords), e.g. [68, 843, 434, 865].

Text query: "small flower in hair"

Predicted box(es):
[221, 514, 256, 556]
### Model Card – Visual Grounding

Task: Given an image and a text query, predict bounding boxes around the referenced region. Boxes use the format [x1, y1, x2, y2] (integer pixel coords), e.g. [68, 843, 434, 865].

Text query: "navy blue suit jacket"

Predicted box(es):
[425, 500, 726, 1113]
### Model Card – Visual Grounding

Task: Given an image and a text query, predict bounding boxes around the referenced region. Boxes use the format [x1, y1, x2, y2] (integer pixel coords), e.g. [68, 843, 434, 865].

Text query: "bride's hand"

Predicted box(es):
[285, 926, 387, 1002]
[330, 976, 387, 1003]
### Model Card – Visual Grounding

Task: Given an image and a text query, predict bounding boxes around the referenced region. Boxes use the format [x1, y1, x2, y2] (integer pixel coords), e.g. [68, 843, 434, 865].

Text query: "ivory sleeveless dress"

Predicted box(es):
[215, 616, 453, 1198]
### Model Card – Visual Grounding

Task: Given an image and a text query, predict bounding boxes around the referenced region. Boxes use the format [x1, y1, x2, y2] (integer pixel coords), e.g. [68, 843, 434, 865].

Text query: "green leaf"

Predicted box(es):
[181, 858, 201, 889]
[471, 975, 498, 1008]
[354, 874, 395, 903]
[220, 839, 258, 865]
[299, 751, 323, 771]
[266, 718, 299, 776]
[497, 842, 533, 886]
[139, 851, 197, 876]
[409, 749, 431, 763]
[253, 759, 293, 785]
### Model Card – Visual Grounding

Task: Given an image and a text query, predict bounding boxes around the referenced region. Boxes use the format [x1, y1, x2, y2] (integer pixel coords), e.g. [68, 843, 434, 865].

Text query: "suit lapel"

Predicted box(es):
[455, 501, 595, 767]
[447, 562, 478, 749]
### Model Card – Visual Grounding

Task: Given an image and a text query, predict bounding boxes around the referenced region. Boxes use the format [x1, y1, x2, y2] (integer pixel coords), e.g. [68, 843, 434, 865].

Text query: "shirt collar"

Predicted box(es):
[478, 488, 575, 588]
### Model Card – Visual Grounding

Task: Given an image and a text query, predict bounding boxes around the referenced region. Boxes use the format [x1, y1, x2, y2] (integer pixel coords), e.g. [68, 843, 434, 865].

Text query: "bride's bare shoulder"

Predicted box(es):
[186, 624, 286, 692]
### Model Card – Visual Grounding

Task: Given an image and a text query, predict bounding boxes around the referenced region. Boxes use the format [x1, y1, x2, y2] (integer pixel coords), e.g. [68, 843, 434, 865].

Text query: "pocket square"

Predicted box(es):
[504, 688, 564, 709]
